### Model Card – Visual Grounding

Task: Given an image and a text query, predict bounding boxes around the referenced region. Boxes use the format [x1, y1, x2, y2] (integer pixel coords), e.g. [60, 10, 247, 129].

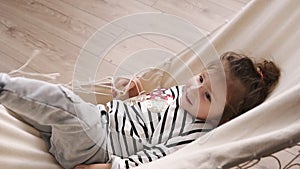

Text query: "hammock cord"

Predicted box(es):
[7, 17, 230, 97]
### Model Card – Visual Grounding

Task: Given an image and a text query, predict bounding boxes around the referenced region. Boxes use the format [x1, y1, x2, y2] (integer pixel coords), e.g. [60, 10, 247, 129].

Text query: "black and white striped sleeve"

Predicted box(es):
[110, 127, 211, 169]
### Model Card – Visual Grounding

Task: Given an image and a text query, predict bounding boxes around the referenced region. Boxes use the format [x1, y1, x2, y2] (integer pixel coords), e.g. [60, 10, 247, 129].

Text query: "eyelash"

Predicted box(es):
[199, 75, 203, 83]
[199, 75, 211, 102]
[205, 92, 211, 102]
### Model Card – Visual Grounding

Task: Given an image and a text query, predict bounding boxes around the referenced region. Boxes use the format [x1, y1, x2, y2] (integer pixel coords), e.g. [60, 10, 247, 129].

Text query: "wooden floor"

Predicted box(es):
[0, 0, 250, 84]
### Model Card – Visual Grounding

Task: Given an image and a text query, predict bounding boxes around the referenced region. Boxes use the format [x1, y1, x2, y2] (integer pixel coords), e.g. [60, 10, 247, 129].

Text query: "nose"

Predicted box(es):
[189, 79, 204, 91]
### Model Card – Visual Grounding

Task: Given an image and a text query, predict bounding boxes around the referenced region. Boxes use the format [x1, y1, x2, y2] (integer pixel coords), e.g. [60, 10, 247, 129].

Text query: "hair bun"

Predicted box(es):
[256, 60, 280, 92]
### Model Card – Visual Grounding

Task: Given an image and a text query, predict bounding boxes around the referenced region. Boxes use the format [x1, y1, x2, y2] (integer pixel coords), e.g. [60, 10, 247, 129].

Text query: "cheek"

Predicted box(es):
[195, 102, 210, 120]
[179, 97, 191, 112]
[180, 95, 210, 120]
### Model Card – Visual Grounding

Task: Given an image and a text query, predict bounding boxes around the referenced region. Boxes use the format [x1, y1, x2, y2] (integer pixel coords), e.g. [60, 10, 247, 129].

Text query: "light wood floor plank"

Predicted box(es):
[136, 0, 159, 6]
[184, 0, 237, 18]
[60, 0, 160, 22]
[237, 0, 252, 4]
[0, 0, 249, 84]
[209, 0, 246, 12]
[153, 0, 231, 32]
[0, 50, 34, 73]
[0, 2, 84, 83]
[104, 33, 174, 71]
[141, 34, 186, 54]
[0, 40, 39, 74]
[1, 0, 123, 53]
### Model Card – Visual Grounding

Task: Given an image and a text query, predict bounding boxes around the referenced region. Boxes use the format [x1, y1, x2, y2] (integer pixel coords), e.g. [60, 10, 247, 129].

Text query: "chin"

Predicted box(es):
[179, 97, 188, 108]
[179, 98, 189, 111]
[180, 98, 196, 116]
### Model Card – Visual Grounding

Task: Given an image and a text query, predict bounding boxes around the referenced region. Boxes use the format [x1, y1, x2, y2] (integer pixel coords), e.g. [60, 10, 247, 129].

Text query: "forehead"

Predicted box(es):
[204, 65, 226, 84]
[204, 68, 227, 100]
[204, 63, 245, 103]
[205, 58, 238, 82]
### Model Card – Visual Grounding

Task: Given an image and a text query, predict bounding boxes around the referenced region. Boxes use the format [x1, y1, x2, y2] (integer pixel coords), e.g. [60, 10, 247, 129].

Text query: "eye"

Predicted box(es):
[205, 92, 211, 102]
[199, 75, 203, 83]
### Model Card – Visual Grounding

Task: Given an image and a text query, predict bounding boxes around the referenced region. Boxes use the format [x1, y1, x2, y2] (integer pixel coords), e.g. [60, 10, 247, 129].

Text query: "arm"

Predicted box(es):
[94, 68, 174, 104]
[93, 76, 144, 104]
[112, 67, 176, 100]
[112, 77, 145, 99]
[110, 130, 207, 169]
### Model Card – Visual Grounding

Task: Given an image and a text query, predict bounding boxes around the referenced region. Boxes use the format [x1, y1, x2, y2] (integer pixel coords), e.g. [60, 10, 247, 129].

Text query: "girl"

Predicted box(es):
[0, 52, 280, 169]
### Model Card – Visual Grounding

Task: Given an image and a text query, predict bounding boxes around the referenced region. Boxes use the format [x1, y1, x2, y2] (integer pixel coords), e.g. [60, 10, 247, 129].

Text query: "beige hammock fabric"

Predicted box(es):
[0, 0, 299, 168]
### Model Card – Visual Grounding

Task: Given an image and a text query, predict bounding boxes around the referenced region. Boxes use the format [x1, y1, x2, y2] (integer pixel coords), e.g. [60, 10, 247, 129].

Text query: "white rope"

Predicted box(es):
[10, 70, 60, 80]
[70, 67, 161, 98]
[8, 49, 61, 80]
[7, 16, 230, 97]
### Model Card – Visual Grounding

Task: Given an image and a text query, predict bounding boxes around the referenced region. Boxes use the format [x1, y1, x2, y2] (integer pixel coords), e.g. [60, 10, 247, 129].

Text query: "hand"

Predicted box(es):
[112, 77, 132, 99]
[112, 77, 143, 100]
[74, 163, 111, 169]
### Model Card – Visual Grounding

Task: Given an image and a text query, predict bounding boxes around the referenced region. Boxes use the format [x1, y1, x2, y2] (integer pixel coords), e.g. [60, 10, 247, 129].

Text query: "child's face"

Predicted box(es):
[180, 70, 226, 121]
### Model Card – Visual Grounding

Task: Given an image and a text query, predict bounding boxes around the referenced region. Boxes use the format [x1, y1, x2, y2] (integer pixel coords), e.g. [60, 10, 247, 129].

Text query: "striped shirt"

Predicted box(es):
[100, 86, 212, 169]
